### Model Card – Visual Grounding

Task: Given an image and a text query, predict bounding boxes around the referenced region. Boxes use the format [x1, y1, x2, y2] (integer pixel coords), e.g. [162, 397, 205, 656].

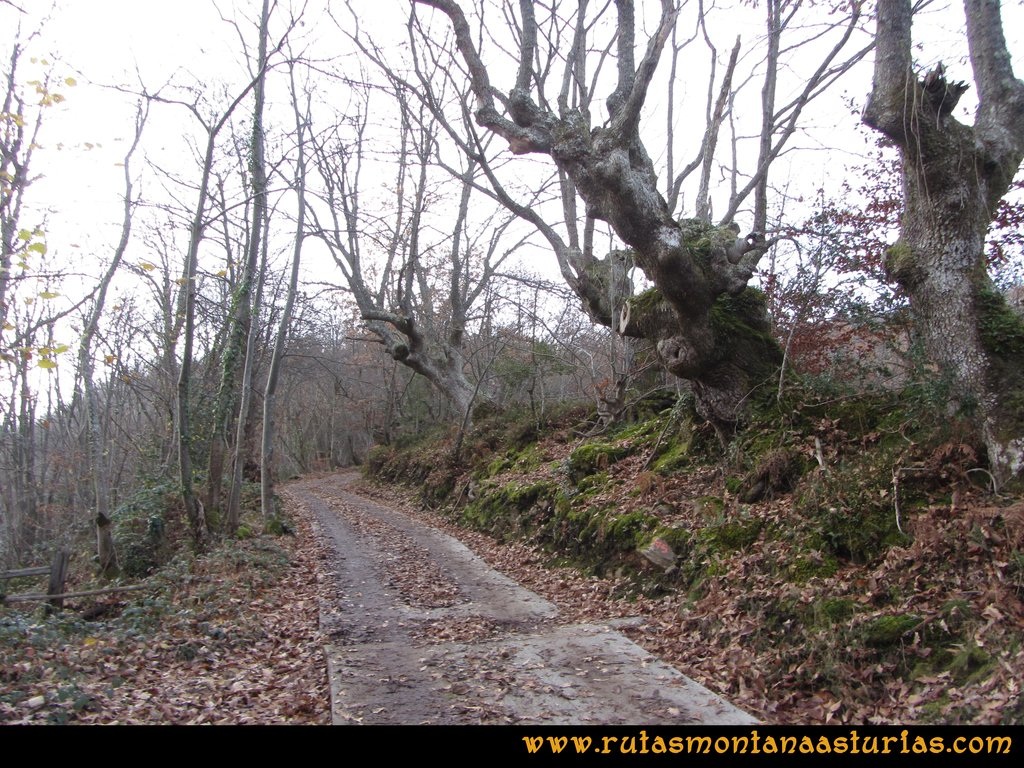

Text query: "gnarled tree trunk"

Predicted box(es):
[416, 0, 782, 428]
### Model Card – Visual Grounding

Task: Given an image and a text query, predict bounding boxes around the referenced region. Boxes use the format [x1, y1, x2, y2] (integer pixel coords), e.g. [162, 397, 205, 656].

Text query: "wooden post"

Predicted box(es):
[46, 550, 70, 611]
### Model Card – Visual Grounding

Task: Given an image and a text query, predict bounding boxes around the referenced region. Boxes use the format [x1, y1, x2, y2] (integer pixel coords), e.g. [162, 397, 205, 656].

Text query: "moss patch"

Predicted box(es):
[884, 239, 917, 285]
[650, 428, 693, 474]
[817, 597, 857, 625]
[461, 480, 559, 539]
[709, 288, 783, 377]
[788, 553, 839, 583]
[577, 471, 614, 496]
[538, 504, 660, 575]
[977, 285, 1024, 358]
[700, 516, 764, 552]
[649, 525, 693, 555]
[567, 441, 629, 483]
[862, 614, 922, 647]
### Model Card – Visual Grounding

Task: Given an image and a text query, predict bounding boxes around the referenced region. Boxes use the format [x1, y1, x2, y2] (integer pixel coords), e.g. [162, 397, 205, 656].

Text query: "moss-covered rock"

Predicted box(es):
[523, 496, 664, 577]
[649, 525, 693, 555]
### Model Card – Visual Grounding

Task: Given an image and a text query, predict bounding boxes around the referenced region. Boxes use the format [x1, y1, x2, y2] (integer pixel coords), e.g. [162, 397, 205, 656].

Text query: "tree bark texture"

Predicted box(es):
[95, 513, 118, 578]
[863, 0, 1024, 485]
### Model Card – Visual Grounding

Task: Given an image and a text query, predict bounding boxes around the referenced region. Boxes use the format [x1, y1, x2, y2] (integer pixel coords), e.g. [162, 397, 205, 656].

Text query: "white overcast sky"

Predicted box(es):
[4, 0, 1023, 301]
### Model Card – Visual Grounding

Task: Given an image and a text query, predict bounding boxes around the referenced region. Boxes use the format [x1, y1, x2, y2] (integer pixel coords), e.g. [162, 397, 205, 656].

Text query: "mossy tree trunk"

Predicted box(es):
[863, 0, 1024, 486]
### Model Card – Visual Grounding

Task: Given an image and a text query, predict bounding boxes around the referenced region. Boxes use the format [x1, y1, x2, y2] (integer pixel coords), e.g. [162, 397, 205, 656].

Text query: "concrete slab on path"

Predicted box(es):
[288, 472, 756, 726]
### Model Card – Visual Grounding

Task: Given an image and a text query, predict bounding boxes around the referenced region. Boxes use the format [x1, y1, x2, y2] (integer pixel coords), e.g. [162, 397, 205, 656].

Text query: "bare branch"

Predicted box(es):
[609, 0, 677, 140]
[966, 0, 1024, 140]
[695, 36, 741, 222]
[862, 0, 913, 141]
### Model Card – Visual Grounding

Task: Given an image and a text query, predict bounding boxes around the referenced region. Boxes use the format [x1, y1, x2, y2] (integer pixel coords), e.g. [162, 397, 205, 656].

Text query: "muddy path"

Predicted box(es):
[283, 471, 756, 725]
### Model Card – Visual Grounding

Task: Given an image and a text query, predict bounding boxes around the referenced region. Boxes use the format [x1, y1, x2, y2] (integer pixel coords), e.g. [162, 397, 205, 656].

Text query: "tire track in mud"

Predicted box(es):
[283, 471, 757, 725]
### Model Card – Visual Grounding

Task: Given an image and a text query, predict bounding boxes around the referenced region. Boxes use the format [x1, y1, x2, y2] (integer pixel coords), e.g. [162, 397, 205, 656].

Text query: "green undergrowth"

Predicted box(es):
[113, 479, 180, 577]
[112, 478, 287, 577]
[369, 376, 984, 581]
[363, 372, 1023, 723]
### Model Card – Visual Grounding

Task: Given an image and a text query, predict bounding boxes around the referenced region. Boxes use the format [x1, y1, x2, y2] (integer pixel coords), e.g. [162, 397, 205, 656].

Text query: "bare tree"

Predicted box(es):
[306, 75, 521, 427]
[76, 100, 147, 576]
[409, 0, 866, 432]
[862, 0, 1024, 486]
[147, 29, 289, 546]
[261, 57, 309, 523]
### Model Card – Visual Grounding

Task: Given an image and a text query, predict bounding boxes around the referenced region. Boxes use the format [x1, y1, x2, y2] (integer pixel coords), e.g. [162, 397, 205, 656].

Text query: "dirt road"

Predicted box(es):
[283, 471, 756, 725]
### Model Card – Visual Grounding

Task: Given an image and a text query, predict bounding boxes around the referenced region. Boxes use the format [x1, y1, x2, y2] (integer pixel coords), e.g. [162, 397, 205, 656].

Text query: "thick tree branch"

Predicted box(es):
[609, 0, 677, 140]
[608, 0, 636, 116]
[862, 0, 913, 142]
[514, 0, 536, 100]
[965, 0, 1018, 107]
[414, 0, 554, 154]
[965, 0, 1024, 179]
